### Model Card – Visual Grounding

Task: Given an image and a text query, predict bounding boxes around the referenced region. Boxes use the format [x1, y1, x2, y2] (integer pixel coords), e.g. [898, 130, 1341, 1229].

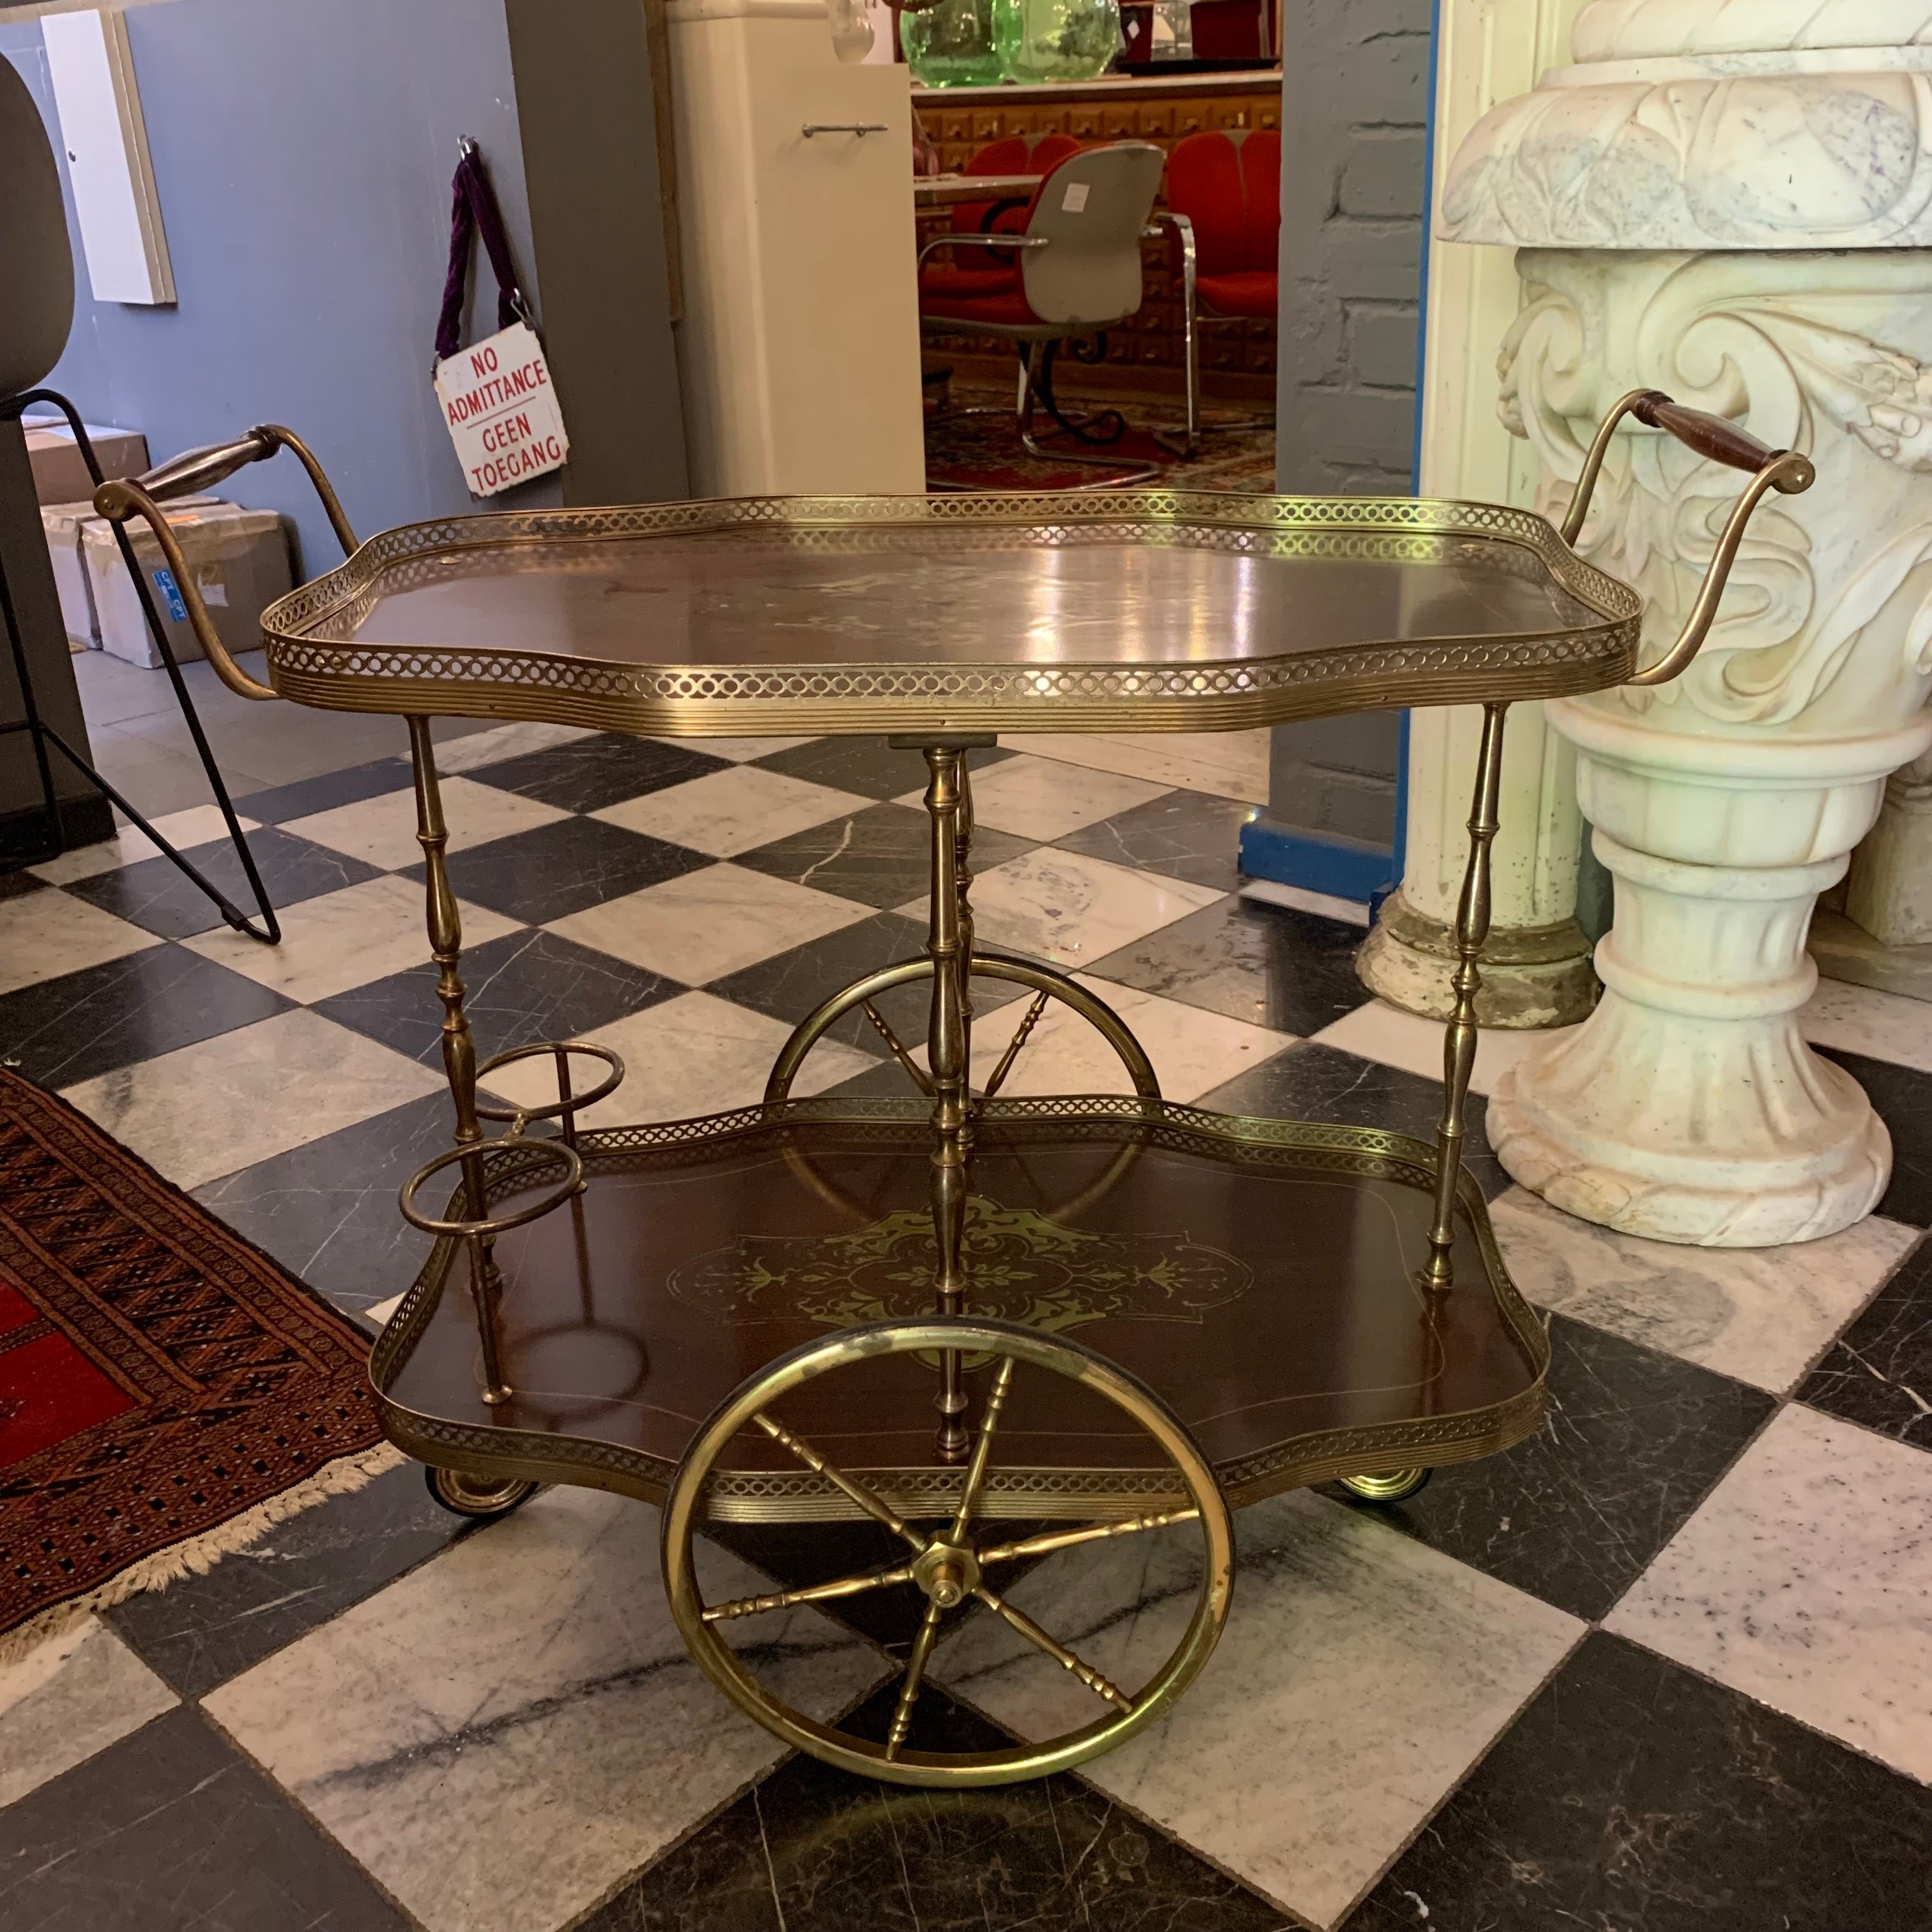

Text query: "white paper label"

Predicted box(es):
[433, 320, 570, 498]
[1061, 181, 1089, 213]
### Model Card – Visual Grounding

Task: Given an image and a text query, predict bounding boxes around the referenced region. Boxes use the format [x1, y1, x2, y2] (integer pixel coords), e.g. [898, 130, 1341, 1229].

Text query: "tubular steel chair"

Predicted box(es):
[919, 134, 1083, 308]
[1158, 127, 1280, 456]
[919, 142, 1167, 489]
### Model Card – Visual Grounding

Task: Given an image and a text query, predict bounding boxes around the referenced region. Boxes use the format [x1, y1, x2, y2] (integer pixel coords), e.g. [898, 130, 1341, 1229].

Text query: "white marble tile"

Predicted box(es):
[204, 1486, 883, 1932]
[431, 719, 595, 773]
[1311, 998, 1582, 1097]
[937, 850, 1223, 968]
[659, 735, 813, 763]
[27, 805, 263, 885]
[1238, 878, 1370, 928]
[979, 976, 1291, 1103]
[283, 776, 569, 872]
[480, 991, 871, 1127]
[182, 874, 521, 1004]
[61, 1008, 446, 1192]
[1491, 1188, 1919, 1393]
[1801, 976, 1932, 1077]
[548, 861, 869, 985]
[0, 1618, 178, 1809]
[593, 765, 866, 857]
[363, 1292, 405, 1328]
[1002, 728, 1270, 804]
[0, 887, 160, 996]
[1607, 1404, 1932, 1783]
[933, 1490, 1581, 1927]
[897, 755, 1170, 841]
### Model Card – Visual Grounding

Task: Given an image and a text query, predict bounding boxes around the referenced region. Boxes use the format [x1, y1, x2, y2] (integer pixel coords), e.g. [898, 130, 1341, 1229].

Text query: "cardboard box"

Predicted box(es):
[22, 417, 150, 507]
[42, 502, 100, 650]
[46, 494, 223, 649]
[84, 500, 291, 670]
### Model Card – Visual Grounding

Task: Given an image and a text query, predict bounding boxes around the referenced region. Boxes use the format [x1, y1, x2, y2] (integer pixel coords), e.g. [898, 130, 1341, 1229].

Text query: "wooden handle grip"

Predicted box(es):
[1630, 391, 1792, 481]
[125, 426, 278, 504]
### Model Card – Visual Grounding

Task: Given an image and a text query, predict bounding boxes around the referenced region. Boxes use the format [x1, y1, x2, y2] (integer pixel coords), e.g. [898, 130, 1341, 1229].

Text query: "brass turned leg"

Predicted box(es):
[406, 716, 512, 1406]
[1425, 702, 1508, 1293]
[914, 739, 988, 1462]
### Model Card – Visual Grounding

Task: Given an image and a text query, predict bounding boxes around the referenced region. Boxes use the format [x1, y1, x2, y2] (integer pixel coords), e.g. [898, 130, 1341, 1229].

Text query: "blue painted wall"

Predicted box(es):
[1, 0, 558, 577]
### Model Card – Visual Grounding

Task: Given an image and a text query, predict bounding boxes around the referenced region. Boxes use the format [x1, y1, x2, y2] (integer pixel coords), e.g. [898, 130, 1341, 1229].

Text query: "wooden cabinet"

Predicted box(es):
[914, 73, 1280, 399]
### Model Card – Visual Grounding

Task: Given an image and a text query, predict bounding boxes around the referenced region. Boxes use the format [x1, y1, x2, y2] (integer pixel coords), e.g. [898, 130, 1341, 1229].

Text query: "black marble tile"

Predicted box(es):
[1816, 1046, 1932, 1227]
[192, 1091, 456, 1312]
[407, 815, 710, 925]
[234, 756, 415, 825]
[754, 736, 1013, 802]
[0, 942, 291, 1087]
[735, 801, 1036, 912]
[0, 867, 49, 900]
[710, 908, 935, 1059]
[1326, 1311, 1775, 1620]
[63, 827, 383, 939]
[468, 732, 728, 813]
[107, 1461, 472, 1698]
[316, 927, 680, 1068]
[1349, 1631, 1932, 1932]
[1090, 894, 1368, 1033]
[1195, 1039, 1513, 1199]
[1056, 789, 1258, 893]
[586, 1685, 1292, 1932]
[0, 1703, 411, 1932]
[1797, 1229, 1932, 1450]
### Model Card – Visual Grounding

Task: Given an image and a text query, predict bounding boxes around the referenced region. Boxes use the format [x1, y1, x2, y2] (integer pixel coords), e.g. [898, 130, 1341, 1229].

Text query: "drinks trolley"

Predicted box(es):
[97, 391, 1811, 1787]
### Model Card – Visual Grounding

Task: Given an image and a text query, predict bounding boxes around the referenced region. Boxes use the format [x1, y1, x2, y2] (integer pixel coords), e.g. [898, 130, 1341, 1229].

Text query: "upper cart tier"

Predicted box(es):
[252, 491, 1643, 736]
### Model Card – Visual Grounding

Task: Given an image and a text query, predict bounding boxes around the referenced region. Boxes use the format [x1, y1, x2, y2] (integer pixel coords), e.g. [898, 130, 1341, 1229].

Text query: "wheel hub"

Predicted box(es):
[912, 1539, 981, 1608]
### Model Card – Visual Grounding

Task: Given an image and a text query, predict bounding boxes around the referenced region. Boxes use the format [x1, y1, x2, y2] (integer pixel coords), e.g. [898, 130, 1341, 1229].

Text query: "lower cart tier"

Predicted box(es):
[371, 1097, 1548, 1516]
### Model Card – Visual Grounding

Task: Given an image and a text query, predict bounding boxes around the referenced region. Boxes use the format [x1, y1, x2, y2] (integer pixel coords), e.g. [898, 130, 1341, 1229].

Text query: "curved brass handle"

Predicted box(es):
[93, 423, 356, 703]
[1560, 388, 1816, 690]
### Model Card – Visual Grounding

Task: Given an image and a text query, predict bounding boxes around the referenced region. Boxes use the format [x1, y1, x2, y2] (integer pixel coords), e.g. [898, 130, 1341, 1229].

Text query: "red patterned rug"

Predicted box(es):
[0, 1068, 392, 1659]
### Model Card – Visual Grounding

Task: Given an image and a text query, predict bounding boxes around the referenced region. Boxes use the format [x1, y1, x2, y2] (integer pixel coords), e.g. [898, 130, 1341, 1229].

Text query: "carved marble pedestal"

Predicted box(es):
[1437, 0, 1932, 1243]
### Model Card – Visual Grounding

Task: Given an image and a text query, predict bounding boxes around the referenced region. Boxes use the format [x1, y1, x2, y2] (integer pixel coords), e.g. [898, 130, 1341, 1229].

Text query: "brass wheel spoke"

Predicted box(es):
[702, 1560, 916, 1624]
[972, 1585, 1133, 1712]
[976, 1506, 1200, 1567]
[979, 990, 1050, 1099]
[885, 1598, 947, 1759]
[946, 1355, 1015, 1543]
[861, 1001, 935, 1096]
[751, 1411, 928, 1552]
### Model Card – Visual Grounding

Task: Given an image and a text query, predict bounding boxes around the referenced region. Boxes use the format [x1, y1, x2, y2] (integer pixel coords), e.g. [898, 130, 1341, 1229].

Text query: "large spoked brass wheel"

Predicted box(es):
[763, 955, 1160, 1106]
[661, 1318, 1233, 1788]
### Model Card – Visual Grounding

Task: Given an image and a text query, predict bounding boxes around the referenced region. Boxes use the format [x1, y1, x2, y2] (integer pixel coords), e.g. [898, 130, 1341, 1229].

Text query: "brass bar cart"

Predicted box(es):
[96, 389, 1811, 1787]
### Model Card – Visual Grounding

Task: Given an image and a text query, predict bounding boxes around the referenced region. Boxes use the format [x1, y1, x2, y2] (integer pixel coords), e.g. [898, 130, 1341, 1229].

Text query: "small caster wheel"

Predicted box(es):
[425, 1466, 538, 1519]
[1338, 1468, 1430, 1504]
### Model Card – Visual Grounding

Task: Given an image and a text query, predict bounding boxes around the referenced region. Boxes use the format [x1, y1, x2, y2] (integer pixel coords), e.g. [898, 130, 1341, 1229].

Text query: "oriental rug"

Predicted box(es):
[0, 1066, 394, 1662]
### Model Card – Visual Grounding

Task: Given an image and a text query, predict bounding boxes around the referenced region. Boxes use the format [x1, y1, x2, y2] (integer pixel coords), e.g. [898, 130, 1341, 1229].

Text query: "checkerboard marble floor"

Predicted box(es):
[6, 722, 1932, 1932]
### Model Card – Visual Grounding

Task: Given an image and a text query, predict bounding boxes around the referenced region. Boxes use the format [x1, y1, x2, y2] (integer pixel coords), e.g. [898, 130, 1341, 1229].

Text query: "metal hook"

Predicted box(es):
[459, 134, 479, 158]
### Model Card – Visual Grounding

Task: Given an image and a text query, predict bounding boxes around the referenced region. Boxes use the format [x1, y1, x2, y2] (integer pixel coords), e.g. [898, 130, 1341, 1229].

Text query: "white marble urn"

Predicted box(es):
[1439, 0, 1932, 1245]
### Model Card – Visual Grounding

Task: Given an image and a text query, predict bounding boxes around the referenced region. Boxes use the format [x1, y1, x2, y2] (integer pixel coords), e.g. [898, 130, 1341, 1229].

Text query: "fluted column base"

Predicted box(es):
[1358, 887, 1597, 1029]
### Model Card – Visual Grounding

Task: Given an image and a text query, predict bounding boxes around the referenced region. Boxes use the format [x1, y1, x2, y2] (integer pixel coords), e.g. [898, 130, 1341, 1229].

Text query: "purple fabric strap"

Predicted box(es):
[434, 148, 525, 364]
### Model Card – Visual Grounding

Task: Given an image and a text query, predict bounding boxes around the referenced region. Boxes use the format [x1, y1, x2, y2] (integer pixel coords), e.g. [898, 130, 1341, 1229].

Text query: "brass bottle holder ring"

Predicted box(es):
[473, 1040, 626, 1152]
[397, 1135, 585, 1241]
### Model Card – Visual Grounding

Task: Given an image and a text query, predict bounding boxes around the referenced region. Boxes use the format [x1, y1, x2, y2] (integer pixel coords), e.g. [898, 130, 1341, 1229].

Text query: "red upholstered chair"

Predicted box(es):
[919, 142, 1168, 488]
[1157, 128, 1280, 452]
[920, 134, 1083, 306]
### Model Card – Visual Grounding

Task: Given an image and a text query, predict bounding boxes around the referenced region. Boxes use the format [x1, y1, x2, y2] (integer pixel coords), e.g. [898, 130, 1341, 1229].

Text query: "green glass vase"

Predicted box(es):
[993, 0, 1121, 81]
[900, 0, 1005, 87]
